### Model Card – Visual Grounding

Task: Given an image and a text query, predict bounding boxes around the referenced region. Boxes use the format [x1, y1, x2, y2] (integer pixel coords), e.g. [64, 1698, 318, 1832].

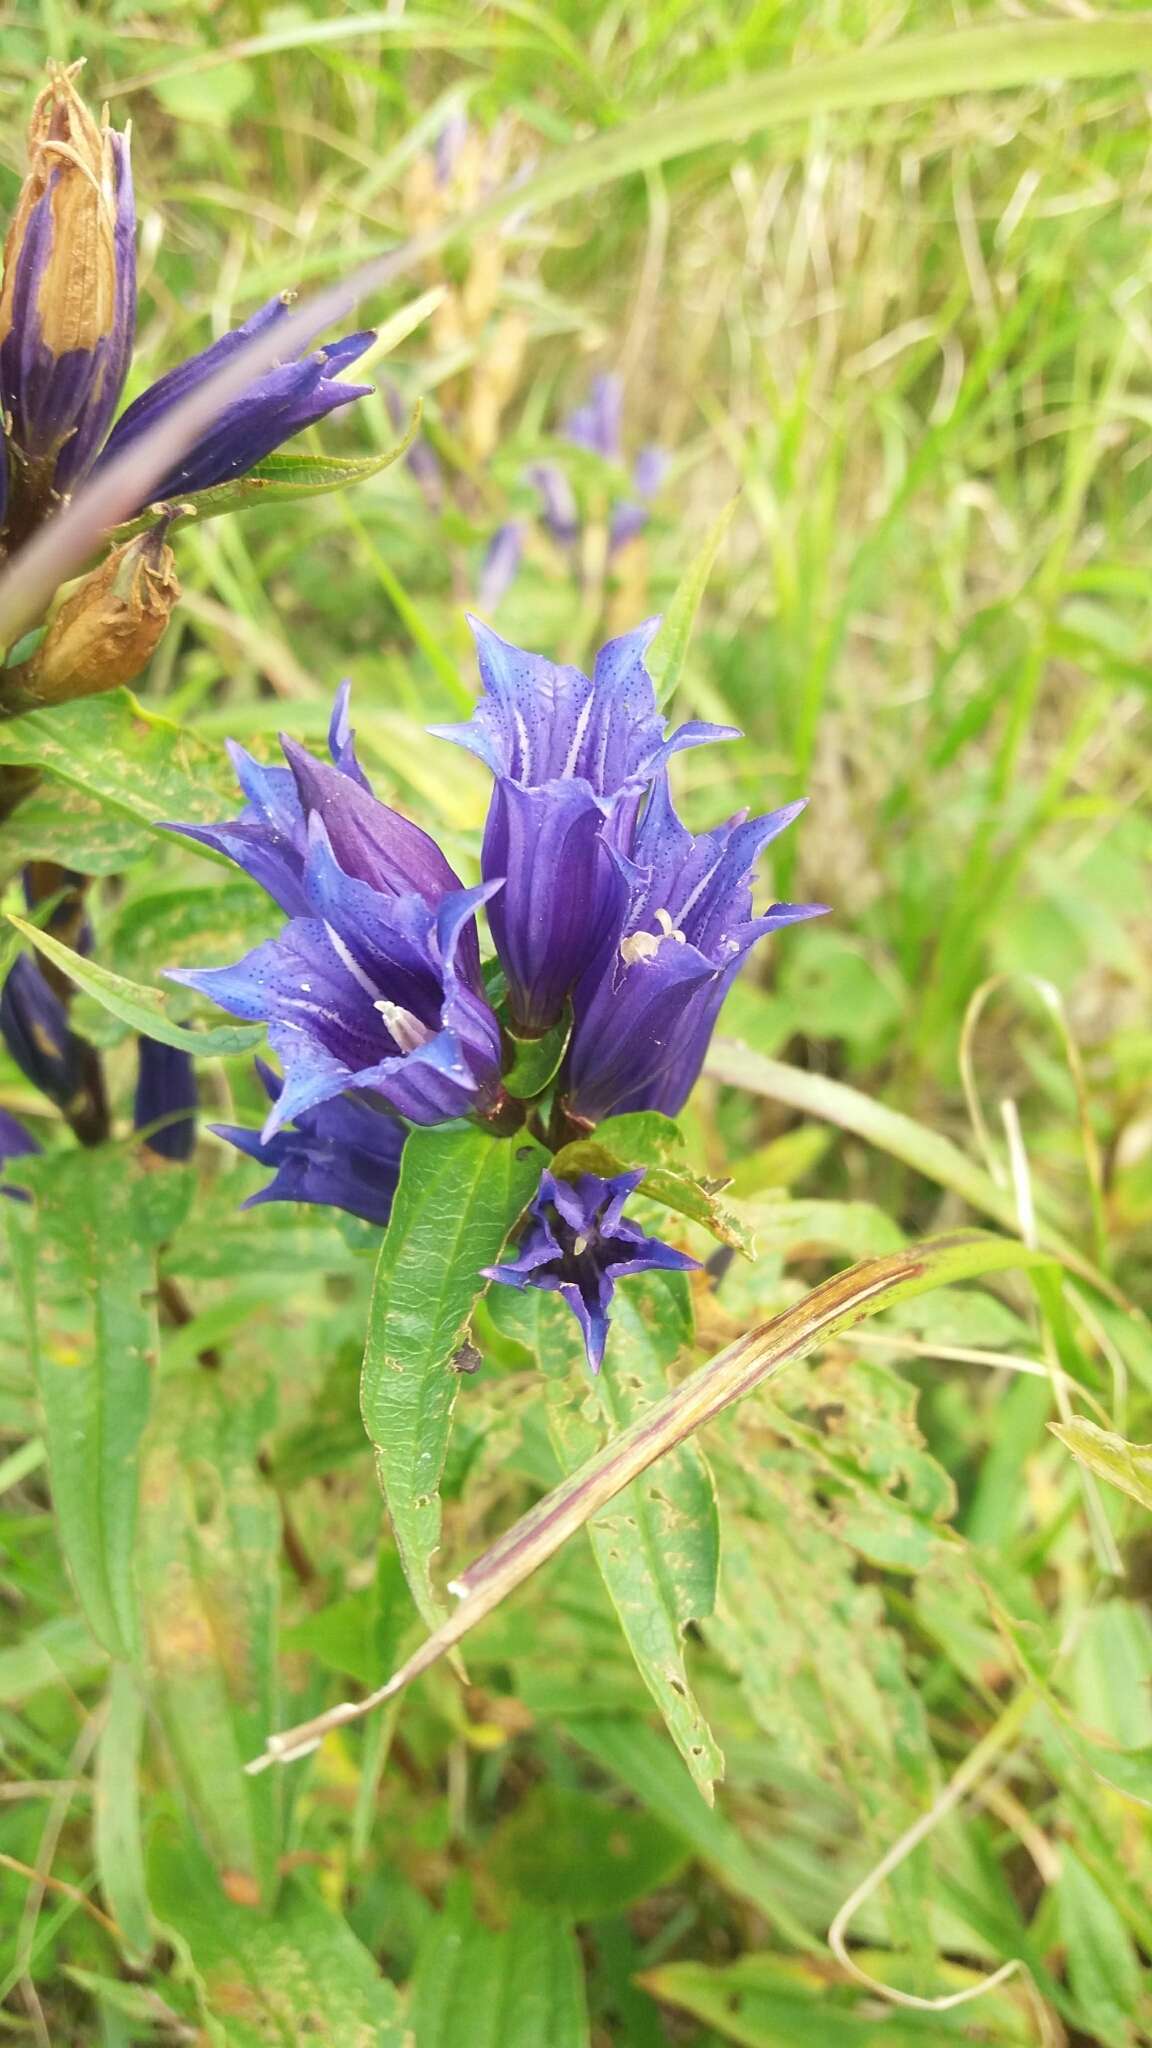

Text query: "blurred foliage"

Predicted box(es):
[1, 2, 1151, 2043]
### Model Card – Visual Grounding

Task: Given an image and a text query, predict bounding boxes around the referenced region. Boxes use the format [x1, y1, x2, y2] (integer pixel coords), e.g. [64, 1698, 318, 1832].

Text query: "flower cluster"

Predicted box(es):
[173, 623, 822, 1367]
[481, 373, 665, 607]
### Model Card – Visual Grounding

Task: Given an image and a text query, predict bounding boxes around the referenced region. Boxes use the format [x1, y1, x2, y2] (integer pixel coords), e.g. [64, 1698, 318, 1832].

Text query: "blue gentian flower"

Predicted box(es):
[134, 1036, 197, 1162]
[527, 373, 666, 564]
[172, 681, 371, 917]
[485, 1168, 698, 1372]
[213, 1060, 405, 1226]
[0, 1106, 39, 1200]
[0, 66, 374, 546]
[477, 519, 524, 611]
[566, 774, 825, 1122]
[178, 617, 822, 1369]
[95, 298, 374, 511]
[431, 617, 735, 1035]
[166, 718, 505, 1134]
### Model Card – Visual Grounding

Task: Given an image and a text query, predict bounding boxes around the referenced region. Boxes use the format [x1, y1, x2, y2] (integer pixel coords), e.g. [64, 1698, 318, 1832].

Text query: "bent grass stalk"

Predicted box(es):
[247, 1229, 1048, 1771]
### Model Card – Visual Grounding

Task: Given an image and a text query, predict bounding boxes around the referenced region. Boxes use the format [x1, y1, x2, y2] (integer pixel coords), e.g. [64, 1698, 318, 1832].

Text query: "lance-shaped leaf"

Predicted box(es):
[94, 1666, 152, 1965]
[149, 1824, 407, 2046]
[647, 497, 737, 708]
[7, 912, 262, 1056]
[107, 408, 422, 543]
[1050, 1417, 1152, 1514]
[250, 1229, 1049, 1770]
[7, 1150, 174, 1660]
[407, 1880, 589, 2048]
[139, 1373, 283, 1905]
[552, 1109, 753, 1256]
[360, 1123, 548, 1634]
[497, 1276, 722, 1799]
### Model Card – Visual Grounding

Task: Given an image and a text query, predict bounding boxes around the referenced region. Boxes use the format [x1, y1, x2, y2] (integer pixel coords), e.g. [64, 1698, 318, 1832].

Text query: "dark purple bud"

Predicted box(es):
[477, 520, 523, 609]
[96, 296, 375, 513]
[563, 374, 623, 462]
[384, 382, 442, 506]
[527, 461, 579, 547]
[0, 1106, 40, 1201]
[434, 110, 470, 188]
[0, 953, 86, 1111]
[485, 1167, 697, 1372]
[212, 1060, 404, 1226]
[134, 1036, 197, 1162]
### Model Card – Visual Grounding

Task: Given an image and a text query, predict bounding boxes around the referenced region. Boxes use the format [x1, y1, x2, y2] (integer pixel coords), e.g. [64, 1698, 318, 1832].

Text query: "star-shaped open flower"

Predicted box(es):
[485, 1168, 698, 1372]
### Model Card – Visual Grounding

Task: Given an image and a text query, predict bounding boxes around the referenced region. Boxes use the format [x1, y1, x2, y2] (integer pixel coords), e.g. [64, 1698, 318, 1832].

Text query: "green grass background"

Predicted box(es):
[1, 4, 1151, 2043]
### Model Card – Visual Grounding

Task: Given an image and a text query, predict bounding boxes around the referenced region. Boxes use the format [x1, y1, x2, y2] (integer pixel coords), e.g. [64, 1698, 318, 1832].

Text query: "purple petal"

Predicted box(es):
[134, 1036, 197, 1162]
[481, 775, 629, 1034]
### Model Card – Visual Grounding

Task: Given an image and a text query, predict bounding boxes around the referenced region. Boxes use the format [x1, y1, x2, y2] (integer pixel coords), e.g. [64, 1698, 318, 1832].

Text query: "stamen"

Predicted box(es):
[619, 909, 687, 966]
[375, 1000, 433, 1053]
[571, 1234, 588, 1257]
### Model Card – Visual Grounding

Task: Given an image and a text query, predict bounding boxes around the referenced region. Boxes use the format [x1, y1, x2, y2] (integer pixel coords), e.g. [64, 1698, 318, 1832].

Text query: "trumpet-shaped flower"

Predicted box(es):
[432, 617, 734, 1034]
[485, 1168, 697, 1372]
[565, 775, 825, 1121]
[213, 1060, 406, 1225]
[167, 722, 504, 1133]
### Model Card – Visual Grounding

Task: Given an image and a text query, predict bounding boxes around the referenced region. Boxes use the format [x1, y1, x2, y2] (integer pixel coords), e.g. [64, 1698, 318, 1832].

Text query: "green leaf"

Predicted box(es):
[1050, 1417, 1152, 1513]
[407, 1881, 589, 2048]
[0, 779, 152, 875]
[138, 1374, 282, 1905]
[149, 1826, 407, 2046]
[94, 1666, 153, 1965]
[515, 1277, 723, 1800]
[360, 1123, 547, 1633]
[648, 497, 737, 707]
[1057, 1849, 1145, 2046]
[553, 1109, 753, 1256]
[7, 913, 262, 1056]
[0, 690, 237, 831]
[487, 1783, 687, 1916]
[502, 1008, 571, 1100]
[638, 1951, 1037, 2045]
[567, 1716, 818, 1944]
[109, 415, 421, 541]
[9, 1150, 171, 1659]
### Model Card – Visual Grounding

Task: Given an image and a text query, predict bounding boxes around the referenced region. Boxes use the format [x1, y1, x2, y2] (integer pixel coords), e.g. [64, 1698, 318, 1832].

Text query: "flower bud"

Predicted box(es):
[1, 525, 180, 710]
[0, 952, 85, 1108]
[0, 63, 135, 539]
[134, 1036, 197, 1163]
